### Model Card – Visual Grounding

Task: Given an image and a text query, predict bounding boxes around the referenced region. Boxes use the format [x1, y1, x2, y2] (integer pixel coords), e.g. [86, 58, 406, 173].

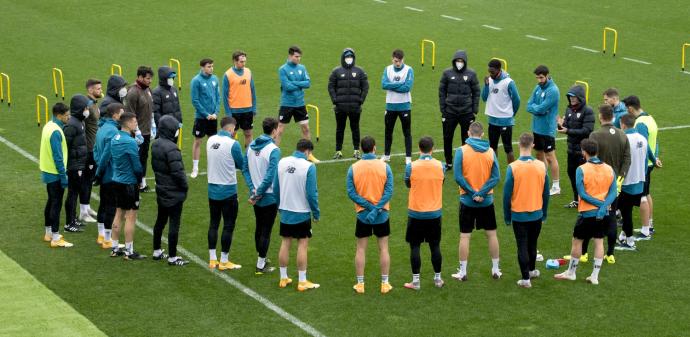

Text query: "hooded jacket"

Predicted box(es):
[328, 48, 369, 113]
[151, 115, 188, 207]
[63, 95, 90, 171]
[562, 85, 595, 154]
[100, 75, 127, 112]
[94, 118, 120, 184]
[110, 129, 142, 185]
[152, 66, 182, 126]
[242, 134, 281, 207]
[279, 60, 311, 107]
[191, 70, 221, 119]
[527, 78, 560, 136]
[453, 137, 500, 208]
[439, 50, 480, 117]
[125, 80, 154, 135]
[85, 94, 100, 152]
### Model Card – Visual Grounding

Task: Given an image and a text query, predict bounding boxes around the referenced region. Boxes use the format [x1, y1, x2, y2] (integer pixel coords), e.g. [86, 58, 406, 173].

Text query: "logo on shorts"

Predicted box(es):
[286, 166, 296, 174]
[135, 201, 140, 207]
[195, 131, 201, 136]
[211, 143, 220, 150]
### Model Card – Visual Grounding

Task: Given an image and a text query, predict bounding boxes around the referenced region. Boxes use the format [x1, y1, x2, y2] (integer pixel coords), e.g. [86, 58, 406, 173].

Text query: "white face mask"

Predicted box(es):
[118, 87, 128, 98]
[174, 129, 179, 138]
[167, 78, 175, 87]
[455, 61, 465, 71]
[83, 109, 90, 118]
[344, 57, 354, 65]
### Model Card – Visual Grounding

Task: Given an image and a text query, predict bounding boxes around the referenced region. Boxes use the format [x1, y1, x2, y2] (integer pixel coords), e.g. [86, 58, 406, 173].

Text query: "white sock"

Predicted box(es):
[80, 204, 90, 216]
[193, 160, 199, 170]
[459, 260, 467, 274]
[97, 223, 105, 236]
[649, 218, 654, 227]
[125, 241, 133, 253]
[279, 267, 288, 279]
[553, 180, 560, 189]
[626, 236, 635, 246]
[140, 179, 147, 189]
[104, 229, 112, 241]
[298, 270, 307, 282]
[45, 227, 52, 235]
[112, 239, 119, 248]
[257, 257, 266, 269]
[412, 274, 420, 283]
[220, 252, 229, 263]
[356, 275, 364, 284]
[209, 249, 217, 261]
[405, 157, 412, 164]
[153, 249, 163, 257]
[618, 231, 626, 242]
[491, 258, 500, 271]
[641, 226, 651, 236]
[52, 232, 61, 241]
[381, 274, 389, 283]
[434, 272, 442, 280]
[591, 258, 603, 278]
[568, 258, 579, 274]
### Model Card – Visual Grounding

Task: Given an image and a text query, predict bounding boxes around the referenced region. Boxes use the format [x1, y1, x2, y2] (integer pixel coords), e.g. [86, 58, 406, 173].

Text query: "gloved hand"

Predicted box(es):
[59, 174, 68, 188]
[134, 129, 144, 146]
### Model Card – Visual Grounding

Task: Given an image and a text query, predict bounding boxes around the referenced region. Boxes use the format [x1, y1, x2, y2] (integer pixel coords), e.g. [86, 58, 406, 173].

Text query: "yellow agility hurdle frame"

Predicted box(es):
[574, 80, 590, 103]
[603, 27, 618, 56]
[491, 58, 508, 72]
[420, 39, 436, 69]
[306, 104, 320, 142]
[682, 43, 690, 72]
[52, 68, 65, 100]
[168, 58, 182, 90]
[36, 95, 48, 127]
[111, 64, 122, 76]
[177, 127, 183, 149]
[0, 72, 10, 107]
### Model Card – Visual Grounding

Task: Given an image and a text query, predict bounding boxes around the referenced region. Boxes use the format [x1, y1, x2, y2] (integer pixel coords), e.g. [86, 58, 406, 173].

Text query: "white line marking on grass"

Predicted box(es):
[572, 45, 599, 53]
[373, 0, 387, 3]
[482, 24, 502, 30]
[683, 71, 690, 75]
[441, 14, 463, 21]
[623, 57, 651, 65]
[404, 6, 423, 12]
[0, 135, 327, 337]
[526, 34, 548, 41]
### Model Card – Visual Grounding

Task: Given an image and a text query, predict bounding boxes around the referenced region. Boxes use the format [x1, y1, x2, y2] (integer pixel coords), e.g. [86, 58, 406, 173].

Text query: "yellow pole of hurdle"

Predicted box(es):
[682, 43, 690, 72]
[36, 95, 48, 127]
[306, 104, 320, 142]
[0, 72, 10, 107]
[52, 68, 65, 100]
[177, 127, 183, 150]
[111, 64, 122, 76]
[574, 80, 590, 103]
[491, 58, 508, 72]
[603, 27, 618, 56]
[169, 58, 182, 90]
[420, 39, 436, 69]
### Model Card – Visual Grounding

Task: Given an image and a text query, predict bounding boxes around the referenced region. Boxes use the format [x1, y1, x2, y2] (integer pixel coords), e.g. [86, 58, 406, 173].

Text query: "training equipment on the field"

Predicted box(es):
[602, 27, 618, 56]
[0, 72, 10, 107]
[420, 39, 436, 69]
[306, 104, 320, 142]
[574, 80, 590, 102]
[52, 67, 65, 101]
[682, 43, 690, 72]
[178, 127, 183, 150]
[36, 94, 48, 127]
[168, 58, 182, 90]
[545, 259, 560, 270]
[492, 57, 508, 72]
[111, 64, 122, 76]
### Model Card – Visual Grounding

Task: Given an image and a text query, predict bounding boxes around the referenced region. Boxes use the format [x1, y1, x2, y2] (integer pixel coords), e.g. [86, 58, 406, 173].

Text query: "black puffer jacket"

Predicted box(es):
[151, 115, 188, 207]
[562, 84, 595, 154]
[438, 50, 480, 117]
[100, 75, 127, 112]
[152, 66, 182, 125]
[327, 48, 369, 113]
[64, 95, 89, 171]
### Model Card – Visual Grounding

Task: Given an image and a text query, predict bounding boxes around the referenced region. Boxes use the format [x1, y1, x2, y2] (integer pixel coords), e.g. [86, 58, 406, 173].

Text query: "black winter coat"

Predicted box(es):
[64, 95, 90, 171]
[151, 115, 188, 207]
[328, 48, 369, 113]
[100, 75, 127, 112]
[152, 66, 182, 125]
[562, 84, 595, 154]
[439, 50, 480, 117]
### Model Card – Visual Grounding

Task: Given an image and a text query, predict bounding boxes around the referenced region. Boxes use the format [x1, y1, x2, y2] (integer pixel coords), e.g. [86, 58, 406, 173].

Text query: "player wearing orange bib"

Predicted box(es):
[223, 50, 257, 147]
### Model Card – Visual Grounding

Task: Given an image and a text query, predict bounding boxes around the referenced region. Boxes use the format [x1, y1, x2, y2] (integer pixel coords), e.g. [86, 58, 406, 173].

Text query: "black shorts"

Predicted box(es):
[193, 118, 217, 138]
[406, 217, 441, 245]
[488, 124, 513, 153]
[355, 219, 391, 238]
[279, 106, 309, 124]
[459, 204, 497, 233]
[114, 183, 140, 210]
[618, 191, 642, 208]
[99, 182, 116, 208]
[643, 166, 653, 195]
[280, 220, 312, 239]
[533, 133, 556, 153]
[233, 113, 254, 131]
[573, 216, 606, 240]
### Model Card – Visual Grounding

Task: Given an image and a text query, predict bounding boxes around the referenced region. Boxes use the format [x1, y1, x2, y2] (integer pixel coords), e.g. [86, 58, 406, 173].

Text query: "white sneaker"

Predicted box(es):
[492, 269, 502, 279]
[586, 275, 599, 285]
[405, 157, 412, 165]
[190, 168, 199, 178]
[451, 270, 467, 281]
[516, 279, 532, 288]
[380, 155, 390, 162]
[79, 213, 97, 223]
[549, 186, 561, 196]
[529, 270, 540, 279]
[87, 207, 98, 217]
[536, 251, 544, 262]
[554, 271, 576, 281]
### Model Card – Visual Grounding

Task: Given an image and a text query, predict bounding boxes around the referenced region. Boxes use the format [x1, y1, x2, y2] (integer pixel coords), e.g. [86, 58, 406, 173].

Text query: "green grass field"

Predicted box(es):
[1, 0, 689, 336]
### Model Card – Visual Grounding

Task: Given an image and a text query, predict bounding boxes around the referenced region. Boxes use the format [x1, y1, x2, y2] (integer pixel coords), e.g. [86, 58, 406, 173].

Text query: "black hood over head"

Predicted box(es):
[341, 48, 356, 68]
[105, 75, 128, 100]
[452, 50, 468, 68]
[69, 94, 90, 120]
[158, 66, 175, 87]
[567, 84, 587, 108]
[158, 115, 179, 141]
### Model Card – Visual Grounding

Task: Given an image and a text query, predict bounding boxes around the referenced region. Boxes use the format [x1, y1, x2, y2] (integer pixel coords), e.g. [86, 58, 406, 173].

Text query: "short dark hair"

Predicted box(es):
[119, 112, 137, 125]
[296, 139, 314, 152]
[52, 102, 69, 115]
[622, 95, 641, 110]
[620, 114, 636, 128]
[533, 65, 549, 76]
[488, 59, 502, 69]
[220, 116, 236, 129]
[603, 88, 619, 98]
[85, 78, 101, 89]
[288, 46, 302, 55]
[598, 104, 613, 121]
[518, 132, 534, 149]
[232, 50, 247, 61]
[104, 103, 124, 118]
[418, 136, 434, 153]
[580, 138, 598, 156]
[137, 66, 153, 78]
[361, 136, 376, 153]
[200, 58, 214, 67]
[469, 121, 483, 137]
[262, 117, 279, 135]
[392, 49, 404, 59]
